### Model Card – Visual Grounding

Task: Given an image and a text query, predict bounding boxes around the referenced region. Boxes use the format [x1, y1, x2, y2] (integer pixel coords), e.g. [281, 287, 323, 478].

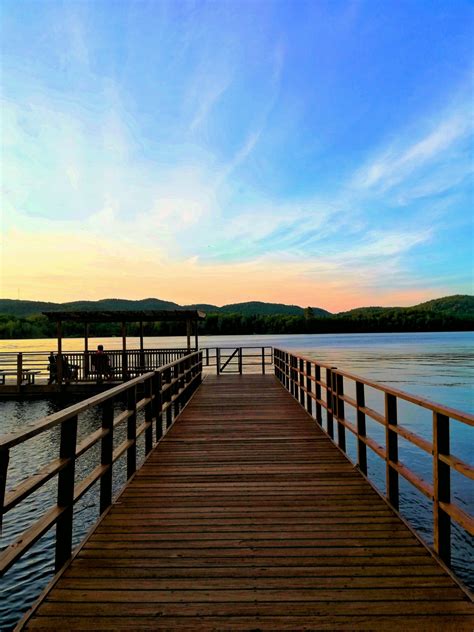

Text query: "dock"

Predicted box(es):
[17, 374, 473, 629]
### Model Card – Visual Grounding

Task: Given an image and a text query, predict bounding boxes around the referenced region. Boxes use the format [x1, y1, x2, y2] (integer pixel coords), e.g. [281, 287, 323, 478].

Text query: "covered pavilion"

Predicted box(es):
[43, 310, 206, 383]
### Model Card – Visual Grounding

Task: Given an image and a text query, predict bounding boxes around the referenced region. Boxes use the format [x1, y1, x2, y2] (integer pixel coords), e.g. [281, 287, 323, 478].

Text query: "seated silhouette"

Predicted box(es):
[91, 345, 112, 380]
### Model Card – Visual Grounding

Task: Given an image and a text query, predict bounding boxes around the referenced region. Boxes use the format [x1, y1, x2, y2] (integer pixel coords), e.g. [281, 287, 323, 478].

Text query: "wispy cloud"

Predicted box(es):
[353, 107, 472, 196]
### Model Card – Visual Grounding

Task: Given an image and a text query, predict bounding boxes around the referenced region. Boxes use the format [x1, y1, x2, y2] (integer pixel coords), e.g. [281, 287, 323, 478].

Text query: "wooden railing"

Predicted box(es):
[0, 351, 203, 577]
[0, 348, 192, 385]
[274, 348, 474, 568]
[202, 346, 273, 374]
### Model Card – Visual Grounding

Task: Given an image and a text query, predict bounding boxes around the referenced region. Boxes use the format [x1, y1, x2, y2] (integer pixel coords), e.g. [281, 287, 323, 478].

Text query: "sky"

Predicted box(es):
[1, 0, 473, 312]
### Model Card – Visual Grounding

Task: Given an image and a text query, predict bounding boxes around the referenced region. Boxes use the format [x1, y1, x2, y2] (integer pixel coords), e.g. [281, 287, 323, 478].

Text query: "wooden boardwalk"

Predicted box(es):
[23, 375, 473, 630]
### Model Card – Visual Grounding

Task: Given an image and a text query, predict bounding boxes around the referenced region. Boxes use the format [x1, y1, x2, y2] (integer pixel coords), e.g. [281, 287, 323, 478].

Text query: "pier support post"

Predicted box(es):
[433, 412, 451, 565]
[336, 373, 346, 452]
[121, 322, 128, 381]
[139, 321, 145, 371]
[56, 321, 63, 385]
[356, 381, 367, 475]
[385, 393, 399, 510]
[16, 353, 23, 390]
[84, 324, 89, 378]
[186, 320, 192, 352]
[100, 400, 114, 514]
[55, 415, 78, 571]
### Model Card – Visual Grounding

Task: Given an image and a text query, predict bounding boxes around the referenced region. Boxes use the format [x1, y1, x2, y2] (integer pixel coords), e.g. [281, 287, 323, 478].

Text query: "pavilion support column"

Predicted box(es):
[186, 320, 191, 353]
[121, 322, 128, 381]
[57, 321, 63, 385]
[84, 323, 89, 378]
[194, 320, 199, 351]
[139, 321, 145, 371]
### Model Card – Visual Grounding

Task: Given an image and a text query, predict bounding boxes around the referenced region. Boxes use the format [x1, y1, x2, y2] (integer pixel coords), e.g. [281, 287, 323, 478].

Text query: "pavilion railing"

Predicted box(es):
[0, 348, 192, 386]
[273, 348, 474, 569]
[0, 351, 203, 577]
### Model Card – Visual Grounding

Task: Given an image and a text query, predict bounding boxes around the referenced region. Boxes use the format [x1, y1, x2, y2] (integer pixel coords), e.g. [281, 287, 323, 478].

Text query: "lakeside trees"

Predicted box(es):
[0, 308, 472, 339]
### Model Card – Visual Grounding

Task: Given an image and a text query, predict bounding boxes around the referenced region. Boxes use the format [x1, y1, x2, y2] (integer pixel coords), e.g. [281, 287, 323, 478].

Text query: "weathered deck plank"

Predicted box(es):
[23, 375, 473, 630]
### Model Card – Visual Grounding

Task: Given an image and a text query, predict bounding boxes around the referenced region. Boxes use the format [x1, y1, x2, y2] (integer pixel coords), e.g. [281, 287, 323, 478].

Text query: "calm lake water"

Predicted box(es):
[1, 331, 473, 629]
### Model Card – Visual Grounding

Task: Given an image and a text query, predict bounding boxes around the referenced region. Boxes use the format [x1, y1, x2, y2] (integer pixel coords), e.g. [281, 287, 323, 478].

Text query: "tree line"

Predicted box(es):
[0, 309, 472, 339]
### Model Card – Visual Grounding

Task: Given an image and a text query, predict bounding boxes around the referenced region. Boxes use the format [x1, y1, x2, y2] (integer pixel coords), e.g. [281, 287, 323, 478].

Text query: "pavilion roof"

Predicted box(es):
[42, 310, 206, 323]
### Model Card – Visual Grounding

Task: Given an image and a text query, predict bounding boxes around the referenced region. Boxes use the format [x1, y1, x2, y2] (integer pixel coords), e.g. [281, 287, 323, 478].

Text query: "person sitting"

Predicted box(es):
[91, 345, 112, 381]
[62, 355, 73, 383]
[48, 352, 57, 384]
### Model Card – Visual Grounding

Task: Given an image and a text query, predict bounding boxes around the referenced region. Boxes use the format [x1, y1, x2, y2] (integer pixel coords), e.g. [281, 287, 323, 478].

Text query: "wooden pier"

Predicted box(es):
[17, 373, 473, 630]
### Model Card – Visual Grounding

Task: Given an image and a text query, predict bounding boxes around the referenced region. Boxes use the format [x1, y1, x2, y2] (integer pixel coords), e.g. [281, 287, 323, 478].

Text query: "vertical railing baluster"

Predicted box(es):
[305, 361, 312, 416]
[262, 347, 265, 375]
[166, 368, 173, 429]
[153, 372, 163, 441]
[326, 368, 334, 439]
[293, 356, 298, 400]
[289, 353, 292, 391]
[385, 393, 399, 510]
[336, 373, 346, 452]
[315, 365, 322, 425]
[433, 412, 451, 565]
[144, 377, 153, 455]
[299, 359, 305, 407]
[173, 363, 180, 417]
[55, 415, 78, 571]
[0, 447, 10, 534]
[100, 400, 114, 514]
[356, 381, 367, 475]
[198, 351, 203, 387]
[126, 386, 137, 480]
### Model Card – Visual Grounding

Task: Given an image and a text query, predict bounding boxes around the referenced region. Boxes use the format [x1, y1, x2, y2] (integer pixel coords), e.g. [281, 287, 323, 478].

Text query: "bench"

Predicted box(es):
[0, 370, 42, 385]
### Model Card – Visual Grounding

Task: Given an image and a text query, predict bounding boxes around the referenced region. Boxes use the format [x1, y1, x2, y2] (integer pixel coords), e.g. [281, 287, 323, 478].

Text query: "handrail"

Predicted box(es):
[273, 347, 473, 570]
[0, 348, 192, 386]
[201, 346, 273, 374]
[0, 351, 203, 577]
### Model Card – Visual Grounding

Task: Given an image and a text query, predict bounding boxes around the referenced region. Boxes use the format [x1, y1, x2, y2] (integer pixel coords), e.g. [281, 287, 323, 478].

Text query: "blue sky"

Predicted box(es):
[1, 0, 473, 310]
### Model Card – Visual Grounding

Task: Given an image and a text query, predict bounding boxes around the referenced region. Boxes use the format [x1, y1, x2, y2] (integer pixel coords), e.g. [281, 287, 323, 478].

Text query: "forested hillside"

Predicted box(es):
[0, 296, 471, 338]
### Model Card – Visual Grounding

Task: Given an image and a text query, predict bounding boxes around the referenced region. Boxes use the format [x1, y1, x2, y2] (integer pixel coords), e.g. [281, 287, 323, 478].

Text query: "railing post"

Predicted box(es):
[0, 447, 9, 534]
[144, 377, 153, 455]
[100, 400, 114, 514]
[326, 368, 334, 439]
[433, 412, 451, 565]
[285, 352, 289, 390]
[305, 361, 312, 416]
[206, 347, 209, 366]
[16, 353, 23, 389]
[216, 348, 221, 375]
[166, 368, 173, 428]
[293, 356, 298, 400]
[336, 373, 346, 452]
[262, 347, 266, 374]
[126, 386, 137, 479]
[385, 393, 399, 510]
[153, 372, 163, 440]
[315, 365, 322, 425]
[55, 415, 78, 571]
[239, 348, 243, 375]
[299, 358, 305, 407]
[355, 381, 367, 475]
[173, 363, 180, 417]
